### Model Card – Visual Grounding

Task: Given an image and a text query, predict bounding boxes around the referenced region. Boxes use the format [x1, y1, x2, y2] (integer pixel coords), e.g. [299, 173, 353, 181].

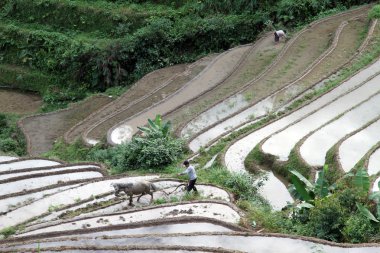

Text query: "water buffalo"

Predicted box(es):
[111, 181, 157, 206]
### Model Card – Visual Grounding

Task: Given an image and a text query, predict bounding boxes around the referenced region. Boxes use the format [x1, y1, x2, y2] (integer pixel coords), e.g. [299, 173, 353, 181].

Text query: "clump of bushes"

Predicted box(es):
[0, 226, 16, 239]
[369, 4, 380, 19]
[286, 167, 380, 243]
[0, 114, 26, 156]
[89, 115, 184, 172]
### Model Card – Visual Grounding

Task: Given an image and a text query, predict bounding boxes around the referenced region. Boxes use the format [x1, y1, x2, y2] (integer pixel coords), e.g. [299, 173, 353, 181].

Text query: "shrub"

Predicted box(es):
[89, 116, 184, 171]
[0, 113, 26, 156]
[224, 172, 264, 201]
[0, 138, 18, 153]
[369, 5, 380, 19]
[117, 136, 184, 169]
[343, 213, 376, 243]
[306, 195, 347, 242]
[0, 226, 16, 238]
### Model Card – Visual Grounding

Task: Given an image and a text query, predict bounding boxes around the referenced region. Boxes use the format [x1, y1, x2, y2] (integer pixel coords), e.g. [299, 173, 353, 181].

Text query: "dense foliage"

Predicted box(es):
[88, 116, 184, 172]
[283, 168, 380, 243]
[0, 114, 26, 156]
[0, 0, 374, 109]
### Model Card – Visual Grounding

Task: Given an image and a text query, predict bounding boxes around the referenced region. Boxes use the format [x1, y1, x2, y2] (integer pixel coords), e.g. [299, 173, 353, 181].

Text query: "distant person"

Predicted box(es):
[274, 30, 286, 43]
[177, 160, 197, 193]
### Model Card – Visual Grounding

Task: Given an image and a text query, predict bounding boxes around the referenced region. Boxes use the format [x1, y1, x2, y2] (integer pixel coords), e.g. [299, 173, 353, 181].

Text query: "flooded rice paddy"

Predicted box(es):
[369, 148, 380, 175]
[262, 73, 380, 161]
[0, 184, 82, 214]
[225, 60, 380, 209]
[0, 156, 17, 162]
[339, 119, 380, 172]
[0, 176, 157, 227]
[21, 202, 240, 236]
[301, 93, 380, 167]
[0, 159, 61, 172]
[1, 171, 103, 196]
[0, 164, 101, 181]
[5, 234, 380, 253]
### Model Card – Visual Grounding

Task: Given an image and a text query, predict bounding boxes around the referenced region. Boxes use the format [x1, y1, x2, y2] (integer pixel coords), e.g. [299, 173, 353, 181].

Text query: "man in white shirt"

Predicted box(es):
[274, 30, 286, 42]
[177, 160, 197, 192]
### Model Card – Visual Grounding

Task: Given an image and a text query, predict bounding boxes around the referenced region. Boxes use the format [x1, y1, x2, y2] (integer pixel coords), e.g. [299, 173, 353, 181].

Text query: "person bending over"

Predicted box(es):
[274, 29, 286, 42]
[178, 160, 197, 192]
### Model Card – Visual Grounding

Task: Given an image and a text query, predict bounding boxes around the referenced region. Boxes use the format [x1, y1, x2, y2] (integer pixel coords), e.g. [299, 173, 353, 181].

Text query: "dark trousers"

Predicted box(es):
[187, 178, 197, 192]
[274, 32, 279, 42]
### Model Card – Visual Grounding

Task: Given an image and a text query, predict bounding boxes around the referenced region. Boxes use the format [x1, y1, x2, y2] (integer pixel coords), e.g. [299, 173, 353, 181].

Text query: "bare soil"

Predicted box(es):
[0, 89, 42, 114]
[20, 95, 113, 156]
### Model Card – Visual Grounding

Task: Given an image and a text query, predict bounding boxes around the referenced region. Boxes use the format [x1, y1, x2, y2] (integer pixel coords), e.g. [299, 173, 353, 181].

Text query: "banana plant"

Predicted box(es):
[358, 180, 380, 223]
[137, 114, 172, 139]
[288, 165, 331, 205]
[338, 167, 376, 222]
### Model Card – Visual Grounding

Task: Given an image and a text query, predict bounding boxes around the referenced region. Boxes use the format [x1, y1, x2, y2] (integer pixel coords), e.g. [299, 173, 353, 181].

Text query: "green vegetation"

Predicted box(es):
[369, 4, 380, 19]
[197, 165, 267, 204]
[44, 115, 184, 173]
[0, 113, 26, 156]
[2, 1, 380, 245]
[89, 115, 184, 172]
[268, 167, 380, 243]
[0, 226, 16, 239]
[0, 0, 373, 111]
[48, 203, 64, 212]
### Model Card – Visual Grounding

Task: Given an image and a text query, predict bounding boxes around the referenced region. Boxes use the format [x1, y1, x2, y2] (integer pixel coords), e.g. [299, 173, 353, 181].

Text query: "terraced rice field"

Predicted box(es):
[179, 6, 370, 144]
[4, 232, 380, 253]
[337, 118, 380, 172]
[64, 64, 190, 144]
[108, 45, 252, 145]
[225, 57, 380, 209]
[186, 9, 372, 152]
[262, 73, 380, 162]
[0, 158, 61, 172]
[4, 3, 380, 252]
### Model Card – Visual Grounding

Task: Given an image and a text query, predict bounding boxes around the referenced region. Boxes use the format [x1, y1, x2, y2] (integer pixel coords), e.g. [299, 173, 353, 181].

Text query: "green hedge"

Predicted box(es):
[369, 4, 380, 19]
[0, 0, 156, 37]
[0, 23, 97, 75]
[0, 64, 58, 92]
[0, 0, 375, 99]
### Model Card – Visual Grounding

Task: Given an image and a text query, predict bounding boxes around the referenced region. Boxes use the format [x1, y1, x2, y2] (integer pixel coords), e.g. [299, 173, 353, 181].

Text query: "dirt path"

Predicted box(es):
[108, 45, 252, 144]
[64, 64, 189, 144]
[20, 95, 113, 156]
[0, 89, 41, 114]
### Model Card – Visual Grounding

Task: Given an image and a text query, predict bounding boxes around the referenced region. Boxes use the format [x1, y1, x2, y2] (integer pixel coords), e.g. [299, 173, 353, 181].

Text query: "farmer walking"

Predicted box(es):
[274, 29, 286, 43]
[178, 160, 197, 193]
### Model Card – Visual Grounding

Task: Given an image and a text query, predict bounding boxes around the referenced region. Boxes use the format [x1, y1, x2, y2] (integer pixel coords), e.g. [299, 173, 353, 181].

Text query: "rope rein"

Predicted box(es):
[159, 183, 187, 196]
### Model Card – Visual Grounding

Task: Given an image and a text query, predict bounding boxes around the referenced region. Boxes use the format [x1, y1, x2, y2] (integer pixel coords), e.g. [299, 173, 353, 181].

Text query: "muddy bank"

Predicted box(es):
[0, 88, 41, 114]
